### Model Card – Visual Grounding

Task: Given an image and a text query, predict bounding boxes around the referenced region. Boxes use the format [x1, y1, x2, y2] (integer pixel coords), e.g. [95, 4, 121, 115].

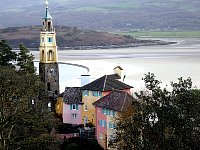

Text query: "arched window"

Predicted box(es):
[42, 50, 44, 61]
[47, 83, 50, 91]
[48, 50, 53, 61]
[54, 90, 58, 95]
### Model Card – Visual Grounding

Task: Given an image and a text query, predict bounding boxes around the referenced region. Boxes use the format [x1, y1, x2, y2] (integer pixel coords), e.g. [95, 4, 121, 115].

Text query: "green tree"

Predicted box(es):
[0, 67, 60, 150]
[112, 73, 200, 150]
[17, 44, 35, 74]
[61, 137, 103, 150]
[0, 40, 17, 67]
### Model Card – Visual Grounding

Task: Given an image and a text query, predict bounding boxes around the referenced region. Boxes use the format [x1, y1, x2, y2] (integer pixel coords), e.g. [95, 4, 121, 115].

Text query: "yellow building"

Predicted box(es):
[81, 73, 132, 126]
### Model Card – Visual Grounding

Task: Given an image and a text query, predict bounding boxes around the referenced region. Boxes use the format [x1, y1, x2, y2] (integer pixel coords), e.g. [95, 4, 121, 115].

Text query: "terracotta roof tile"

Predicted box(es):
[81, 74, 132, 91]
[93, 90, 135, 112]
[63, 87, 82, 104]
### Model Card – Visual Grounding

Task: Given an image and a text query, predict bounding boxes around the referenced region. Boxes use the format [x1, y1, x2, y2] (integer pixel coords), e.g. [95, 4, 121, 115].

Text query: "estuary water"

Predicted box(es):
[33, 38, 200, 92]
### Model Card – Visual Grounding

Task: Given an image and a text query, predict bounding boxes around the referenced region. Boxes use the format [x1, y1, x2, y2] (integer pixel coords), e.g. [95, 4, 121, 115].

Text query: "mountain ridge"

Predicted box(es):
[0, 26, 173, 49]
[0, 0, 200, 30]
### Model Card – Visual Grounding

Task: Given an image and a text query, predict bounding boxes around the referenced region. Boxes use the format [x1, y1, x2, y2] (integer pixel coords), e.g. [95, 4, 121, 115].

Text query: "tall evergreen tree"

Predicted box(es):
[111, 73, 200, 150]
[17, 44, 35, 74]
[0, 67, 60, 150]
[0, 40, 17, 67]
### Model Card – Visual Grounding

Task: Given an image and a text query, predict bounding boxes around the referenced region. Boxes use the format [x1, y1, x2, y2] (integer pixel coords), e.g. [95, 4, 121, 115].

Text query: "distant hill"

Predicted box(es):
[0, 26, 172, 49]
[0, 0, 200, 30]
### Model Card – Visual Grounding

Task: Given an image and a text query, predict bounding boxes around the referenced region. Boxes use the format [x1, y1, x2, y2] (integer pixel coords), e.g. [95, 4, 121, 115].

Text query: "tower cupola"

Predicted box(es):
[42, 0, 54, 32]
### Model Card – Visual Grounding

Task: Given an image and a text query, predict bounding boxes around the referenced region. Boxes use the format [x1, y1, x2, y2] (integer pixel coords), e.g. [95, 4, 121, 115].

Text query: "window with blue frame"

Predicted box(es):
[99, 120, 106, 127]
[70, 104, 78, 110]
[102, 108, 106, 115]
[48, 37, 53, 43]
[82, 90, 89, 96]
[110, 110, 115, 117]
[109, 122, 116, 129]
[92, 91, 98, 97]
[98, 91, 102, 97]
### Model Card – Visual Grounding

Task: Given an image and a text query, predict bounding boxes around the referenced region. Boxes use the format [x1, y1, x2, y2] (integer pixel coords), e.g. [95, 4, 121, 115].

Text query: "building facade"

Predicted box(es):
[62, 87, 83, 125]
[81, 73, 133, 126]
[93, 90, 135, 149]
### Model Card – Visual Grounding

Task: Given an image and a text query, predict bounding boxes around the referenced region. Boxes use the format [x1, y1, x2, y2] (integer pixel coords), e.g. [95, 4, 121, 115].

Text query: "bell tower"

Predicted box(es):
[39, 0, 59, 112]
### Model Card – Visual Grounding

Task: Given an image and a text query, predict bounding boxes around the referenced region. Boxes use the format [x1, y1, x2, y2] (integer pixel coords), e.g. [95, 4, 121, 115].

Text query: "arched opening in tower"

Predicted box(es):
[48, 50, 53, 61]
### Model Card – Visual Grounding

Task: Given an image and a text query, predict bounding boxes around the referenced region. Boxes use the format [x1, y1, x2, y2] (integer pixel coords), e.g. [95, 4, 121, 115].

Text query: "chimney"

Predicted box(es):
[81, 75, 90, 86]
[113, 66, 123, 79]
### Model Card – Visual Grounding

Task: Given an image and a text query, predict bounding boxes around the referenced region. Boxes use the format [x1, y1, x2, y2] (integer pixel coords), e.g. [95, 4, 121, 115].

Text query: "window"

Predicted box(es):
[47, 83, 51, 91]
[92, 91, 98, 97]
[110, 110, 115, 117]
[106, 109, 110, 115]
[72, 104, 76, 110]
[48, 22, 51, 31]
[84, 105, 88, 111]
[41, 51, 44, 61]
[99, 120, 106, 127]
[48, 37, 53, 42]
[98, 91, 102, 97]
[72, 113, 77, 119]
[31, 99, 35, 105]
[99, 133, 103, 140]
[110, 135, 114, 142]
[42, 37, 44, 42]
[102, 108, 106, 115]
[54, 90, 58, 95]
[48, 50, 53, 61]
[109, 122, 116, 129]
[48, 102, 51, 111]
[100, 133, 103, 140]
[70, 104, 78, 110]
[83, 90, 89, 96]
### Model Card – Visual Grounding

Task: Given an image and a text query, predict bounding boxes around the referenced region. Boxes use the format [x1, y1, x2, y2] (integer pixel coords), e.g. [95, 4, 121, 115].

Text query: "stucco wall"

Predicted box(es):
[63, 103, 82, 125]
[95, 107, 107, 149]
[81, 91, 101, 126]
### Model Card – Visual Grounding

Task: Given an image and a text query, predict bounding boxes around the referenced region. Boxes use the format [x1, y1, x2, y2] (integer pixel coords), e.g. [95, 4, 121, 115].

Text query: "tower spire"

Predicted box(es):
[45, 0, 48, 18]
[44, 0, 52, 20]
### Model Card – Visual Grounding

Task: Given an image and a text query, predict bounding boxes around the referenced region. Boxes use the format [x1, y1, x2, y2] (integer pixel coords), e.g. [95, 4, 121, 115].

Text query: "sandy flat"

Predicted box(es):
[32, 38, 200, 92]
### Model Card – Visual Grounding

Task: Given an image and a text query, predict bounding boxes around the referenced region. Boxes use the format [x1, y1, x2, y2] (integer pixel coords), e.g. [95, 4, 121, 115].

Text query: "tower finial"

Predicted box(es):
[44, 0, 52, 19]
[45, 0, 49, 8]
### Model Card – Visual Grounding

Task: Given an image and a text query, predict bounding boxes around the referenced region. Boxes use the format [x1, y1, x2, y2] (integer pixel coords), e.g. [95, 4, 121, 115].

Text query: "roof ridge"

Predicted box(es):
[102, 75, 107, 91]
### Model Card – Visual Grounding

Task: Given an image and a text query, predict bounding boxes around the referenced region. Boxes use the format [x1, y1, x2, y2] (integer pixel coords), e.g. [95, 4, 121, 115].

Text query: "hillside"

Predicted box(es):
[0, 26, 172, 49]
[0, 0, 200, 30]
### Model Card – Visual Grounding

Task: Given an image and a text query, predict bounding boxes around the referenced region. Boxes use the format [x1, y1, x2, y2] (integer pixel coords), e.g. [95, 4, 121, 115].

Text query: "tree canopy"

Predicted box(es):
[0, 41, 60, 149]
[0, 67, 60, 150]
[111, 73, 200, 150]
[17, 43, 35, 74]
[0, 40, 17, 67]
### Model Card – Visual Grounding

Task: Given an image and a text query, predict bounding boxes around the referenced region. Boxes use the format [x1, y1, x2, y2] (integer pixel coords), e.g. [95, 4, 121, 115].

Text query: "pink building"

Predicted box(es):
[93, 90, 135, 149]
[62, 87, 83, 125]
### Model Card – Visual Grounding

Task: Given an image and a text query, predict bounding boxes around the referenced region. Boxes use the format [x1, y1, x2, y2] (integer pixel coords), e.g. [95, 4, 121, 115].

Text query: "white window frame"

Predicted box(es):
[84, 105, 88, 111]
[72, 113, 77, 119]
[100, 133, 103, 140]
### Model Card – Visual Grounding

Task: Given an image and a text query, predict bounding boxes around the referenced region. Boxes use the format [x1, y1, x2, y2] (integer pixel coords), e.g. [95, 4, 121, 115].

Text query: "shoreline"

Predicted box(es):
[13, 39, 176, 51]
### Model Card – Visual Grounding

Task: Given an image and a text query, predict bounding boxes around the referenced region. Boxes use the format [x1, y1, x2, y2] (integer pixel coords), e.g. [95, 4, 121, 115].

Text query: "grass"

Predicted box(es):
[110, 30, 200, 38]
